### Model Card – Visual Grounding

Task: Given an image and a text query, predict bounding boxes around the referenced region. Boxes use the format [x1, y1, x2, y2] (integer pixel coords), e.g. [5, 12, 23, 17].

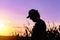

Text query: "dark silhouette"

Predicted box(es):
[25, 28, 29, 40]
[27, 9, 46, 40]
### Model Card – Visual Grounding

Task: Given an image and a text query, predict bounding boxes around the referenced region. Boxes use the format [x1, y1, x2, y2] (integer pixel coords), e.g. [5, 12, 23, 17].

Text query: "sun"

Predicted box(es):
[0, 21, 4, 30]
[0, 20, 14, 36]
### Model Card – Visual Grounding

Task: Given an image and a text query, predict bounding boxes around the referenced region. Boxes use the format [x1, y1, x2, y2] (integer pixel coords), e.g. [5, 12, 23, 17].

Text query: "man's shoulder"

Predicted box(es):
[39, 19, 45, 24]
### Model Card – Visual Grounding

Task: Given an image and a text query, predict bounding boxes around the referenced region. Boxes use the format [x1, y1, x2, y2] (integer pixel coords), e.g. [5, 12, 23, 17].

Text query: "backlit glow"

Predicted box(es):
[0, 20, 14, 36]
[0, 21, 5, 30]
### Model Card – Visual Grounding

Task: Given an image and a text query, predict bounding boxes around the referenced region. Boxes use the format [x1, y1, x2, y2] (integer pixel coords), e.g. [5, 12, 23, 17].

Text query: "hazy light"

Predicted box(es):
[0, 20, 14, 36]
[0, 21, 5, 30]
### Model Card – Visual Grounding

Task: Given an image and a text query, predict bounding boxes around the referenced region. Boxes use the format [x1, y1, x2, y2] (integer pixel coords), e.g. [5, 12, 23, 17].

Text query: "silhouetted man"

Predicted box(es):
[27, 9, 46, 40]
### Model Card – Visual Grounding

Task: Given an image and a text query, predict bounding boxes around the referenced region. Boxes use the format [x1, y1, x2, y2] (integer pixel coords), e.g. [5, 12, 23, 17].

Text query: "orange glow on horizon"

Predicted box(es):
[0, 20, 14, 36]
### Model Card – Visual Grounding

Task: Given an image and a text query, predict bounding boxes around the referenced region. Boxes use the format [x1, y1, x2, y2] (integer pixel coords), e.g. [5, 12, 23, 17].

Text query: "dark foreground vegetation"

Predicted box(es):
[0, 36, 30, 40]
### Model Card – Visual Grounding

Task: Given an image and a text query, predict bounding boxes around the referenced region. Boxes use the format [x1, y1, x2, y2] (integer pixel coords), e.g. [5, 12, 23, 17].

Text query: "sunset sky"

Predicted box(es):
[0, 0, 60, 36]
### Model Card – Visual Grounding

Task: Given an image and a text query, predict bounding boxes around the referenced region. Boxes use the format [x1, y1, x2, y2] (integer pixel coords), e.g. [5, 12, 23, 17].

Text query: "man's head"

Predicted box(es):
[27, 9, 40, 22]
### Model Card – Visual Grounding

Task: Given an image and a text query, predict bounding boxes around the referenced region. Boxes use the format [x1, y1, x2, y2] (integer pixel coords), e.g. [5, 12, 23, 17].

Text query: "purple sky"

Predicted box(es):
[0, 0, 60, 27]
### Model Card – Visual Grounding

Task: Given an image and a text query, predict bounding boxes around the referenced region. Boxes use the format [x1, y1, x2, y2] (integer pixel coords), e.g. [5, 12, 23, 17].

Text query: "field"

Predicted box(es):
[0, 36, 31, 40]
